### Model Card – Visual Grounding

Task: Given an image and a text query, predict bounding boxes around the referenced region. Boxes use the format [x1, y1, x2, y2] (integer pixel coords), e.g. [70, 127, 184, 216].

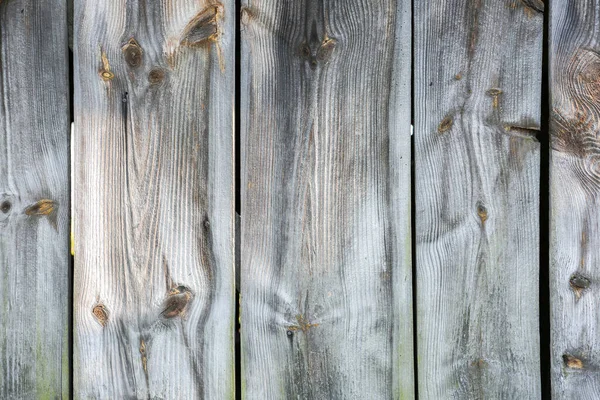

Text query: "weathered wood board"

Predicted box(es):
[414, 0, 543, 398]
[73, 1, 235, 398]
[240, 1, 413, 398]
[550, 1, 600, 398]
[0, 1, 70, 398]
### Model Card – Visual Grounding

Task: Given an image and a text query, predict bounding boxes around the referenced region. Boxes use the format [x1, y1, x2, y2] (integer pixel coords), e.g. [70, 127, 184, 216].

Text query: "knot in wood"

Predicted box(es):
[92, 303, 109, 327]
[1, 200, 11, 214]
[122, 38, 143, 68]
[148, 68, 165, 85]
[563, 354, 584, 369]
[438, 116, 453, 133]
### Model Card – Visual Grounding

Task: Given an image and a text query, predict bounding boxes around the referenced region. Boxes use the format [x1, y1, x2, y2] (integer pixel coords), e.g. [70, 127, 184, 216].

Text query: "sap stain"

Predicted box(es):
[180, 4, 224, 47]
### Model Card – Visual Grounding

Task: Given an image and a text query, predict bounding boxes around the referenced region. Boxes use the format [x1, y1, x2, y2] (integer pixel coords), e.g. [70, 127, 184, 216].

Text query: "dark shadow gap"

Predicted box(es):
[68, 44, 75, 400]
[411, 130, 418, 400]
[410, 0, 418, 397]
[539, 2, 551, 399]
[234, 0, 242, 399]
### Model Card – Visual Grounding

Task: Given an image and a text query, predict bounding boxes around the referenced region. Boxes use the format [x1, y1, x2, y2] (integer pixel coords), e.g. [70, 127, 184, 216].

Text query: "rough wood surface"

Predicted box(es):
[414, 0, 543, 398]
[240, 1, 413, 398]
[73, 1, 235, 398]
[0, 1, 70, 398]
[550, 1, 600, 398]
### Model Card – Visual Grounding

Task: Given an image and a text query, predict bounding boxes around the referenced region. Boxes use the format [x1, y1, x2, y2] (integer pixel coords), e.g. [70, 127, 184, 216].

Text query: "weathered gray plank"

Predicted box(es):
[73, 1, 235, 398]
[240, 1, 413, 399]
[0, 1, 70, 398]
[414, 1, 543, 398]
[550, 1, 600, 398]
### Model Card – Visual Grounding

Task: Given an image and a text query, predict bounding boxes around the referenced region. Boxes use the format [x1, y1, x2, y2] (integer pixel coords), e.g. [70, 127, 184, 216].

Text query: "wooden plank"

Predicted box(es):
[414, 1, 543, 398]
[240, 1, 413, 398]
[550, 1, 600, 398]
[0, 1, 70, 398]
[72, 1, 235, 398]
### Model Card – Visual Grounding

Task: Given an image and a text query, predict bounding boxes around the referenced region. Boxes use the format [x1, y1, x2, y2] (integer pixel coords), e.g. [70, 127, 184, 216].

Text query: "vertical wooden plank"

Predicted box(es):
[73, 1, 235, 398]
[550, 2, 600, 398]
[240, 1, 413, 398]
[0, 1, 70, 398]
[414, 0, 543, 398]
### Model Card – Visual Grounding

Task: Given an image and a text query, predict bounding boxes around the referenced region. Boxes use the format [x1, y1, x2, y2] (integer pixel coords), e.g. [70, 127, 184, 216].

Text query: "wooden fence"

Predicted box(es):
[0, 0, 596, 398]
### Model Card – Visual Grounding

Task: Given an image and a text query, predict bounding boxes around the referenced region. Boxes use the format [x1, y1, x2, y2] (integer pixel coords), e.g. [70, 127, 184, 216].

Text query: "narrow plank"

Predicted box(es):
[73, 1, 235, 398]
[550, 1, 600, 398]
[240, 1, 413, 398]
[0, 1, 70, 398]
[414, 1, 543, 398]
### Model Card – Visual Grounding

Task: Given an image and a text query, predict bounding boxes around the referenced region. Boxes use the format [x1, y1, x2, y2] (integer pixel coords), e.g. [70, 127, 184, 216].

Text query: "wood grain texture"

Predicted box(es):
[240, 1, 413, 399]
[550, 1, 600, 398]
[73, 1, 234, 398]
[414, 0, 542, 398]
[0, 1, 70, 398]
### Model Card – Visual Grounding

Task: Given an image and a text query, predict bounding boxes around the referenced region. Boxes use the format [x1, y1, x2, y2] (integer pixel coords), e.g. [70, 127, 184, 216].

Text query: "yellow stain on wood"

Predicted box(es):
[26, 199, 58, 231]
[25, 199, 55, 216]
[99, 49, 114, 81]
[70, 230, 75, 256]
[287, 315, 319, 333]
[563, 354, 584, 369]
[486, 88, 503, 109]
[477, 204, 488, 225]
[140, 340, 148, 373]
[180, 4, 226, 73]
[581, 231, 586, 268]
